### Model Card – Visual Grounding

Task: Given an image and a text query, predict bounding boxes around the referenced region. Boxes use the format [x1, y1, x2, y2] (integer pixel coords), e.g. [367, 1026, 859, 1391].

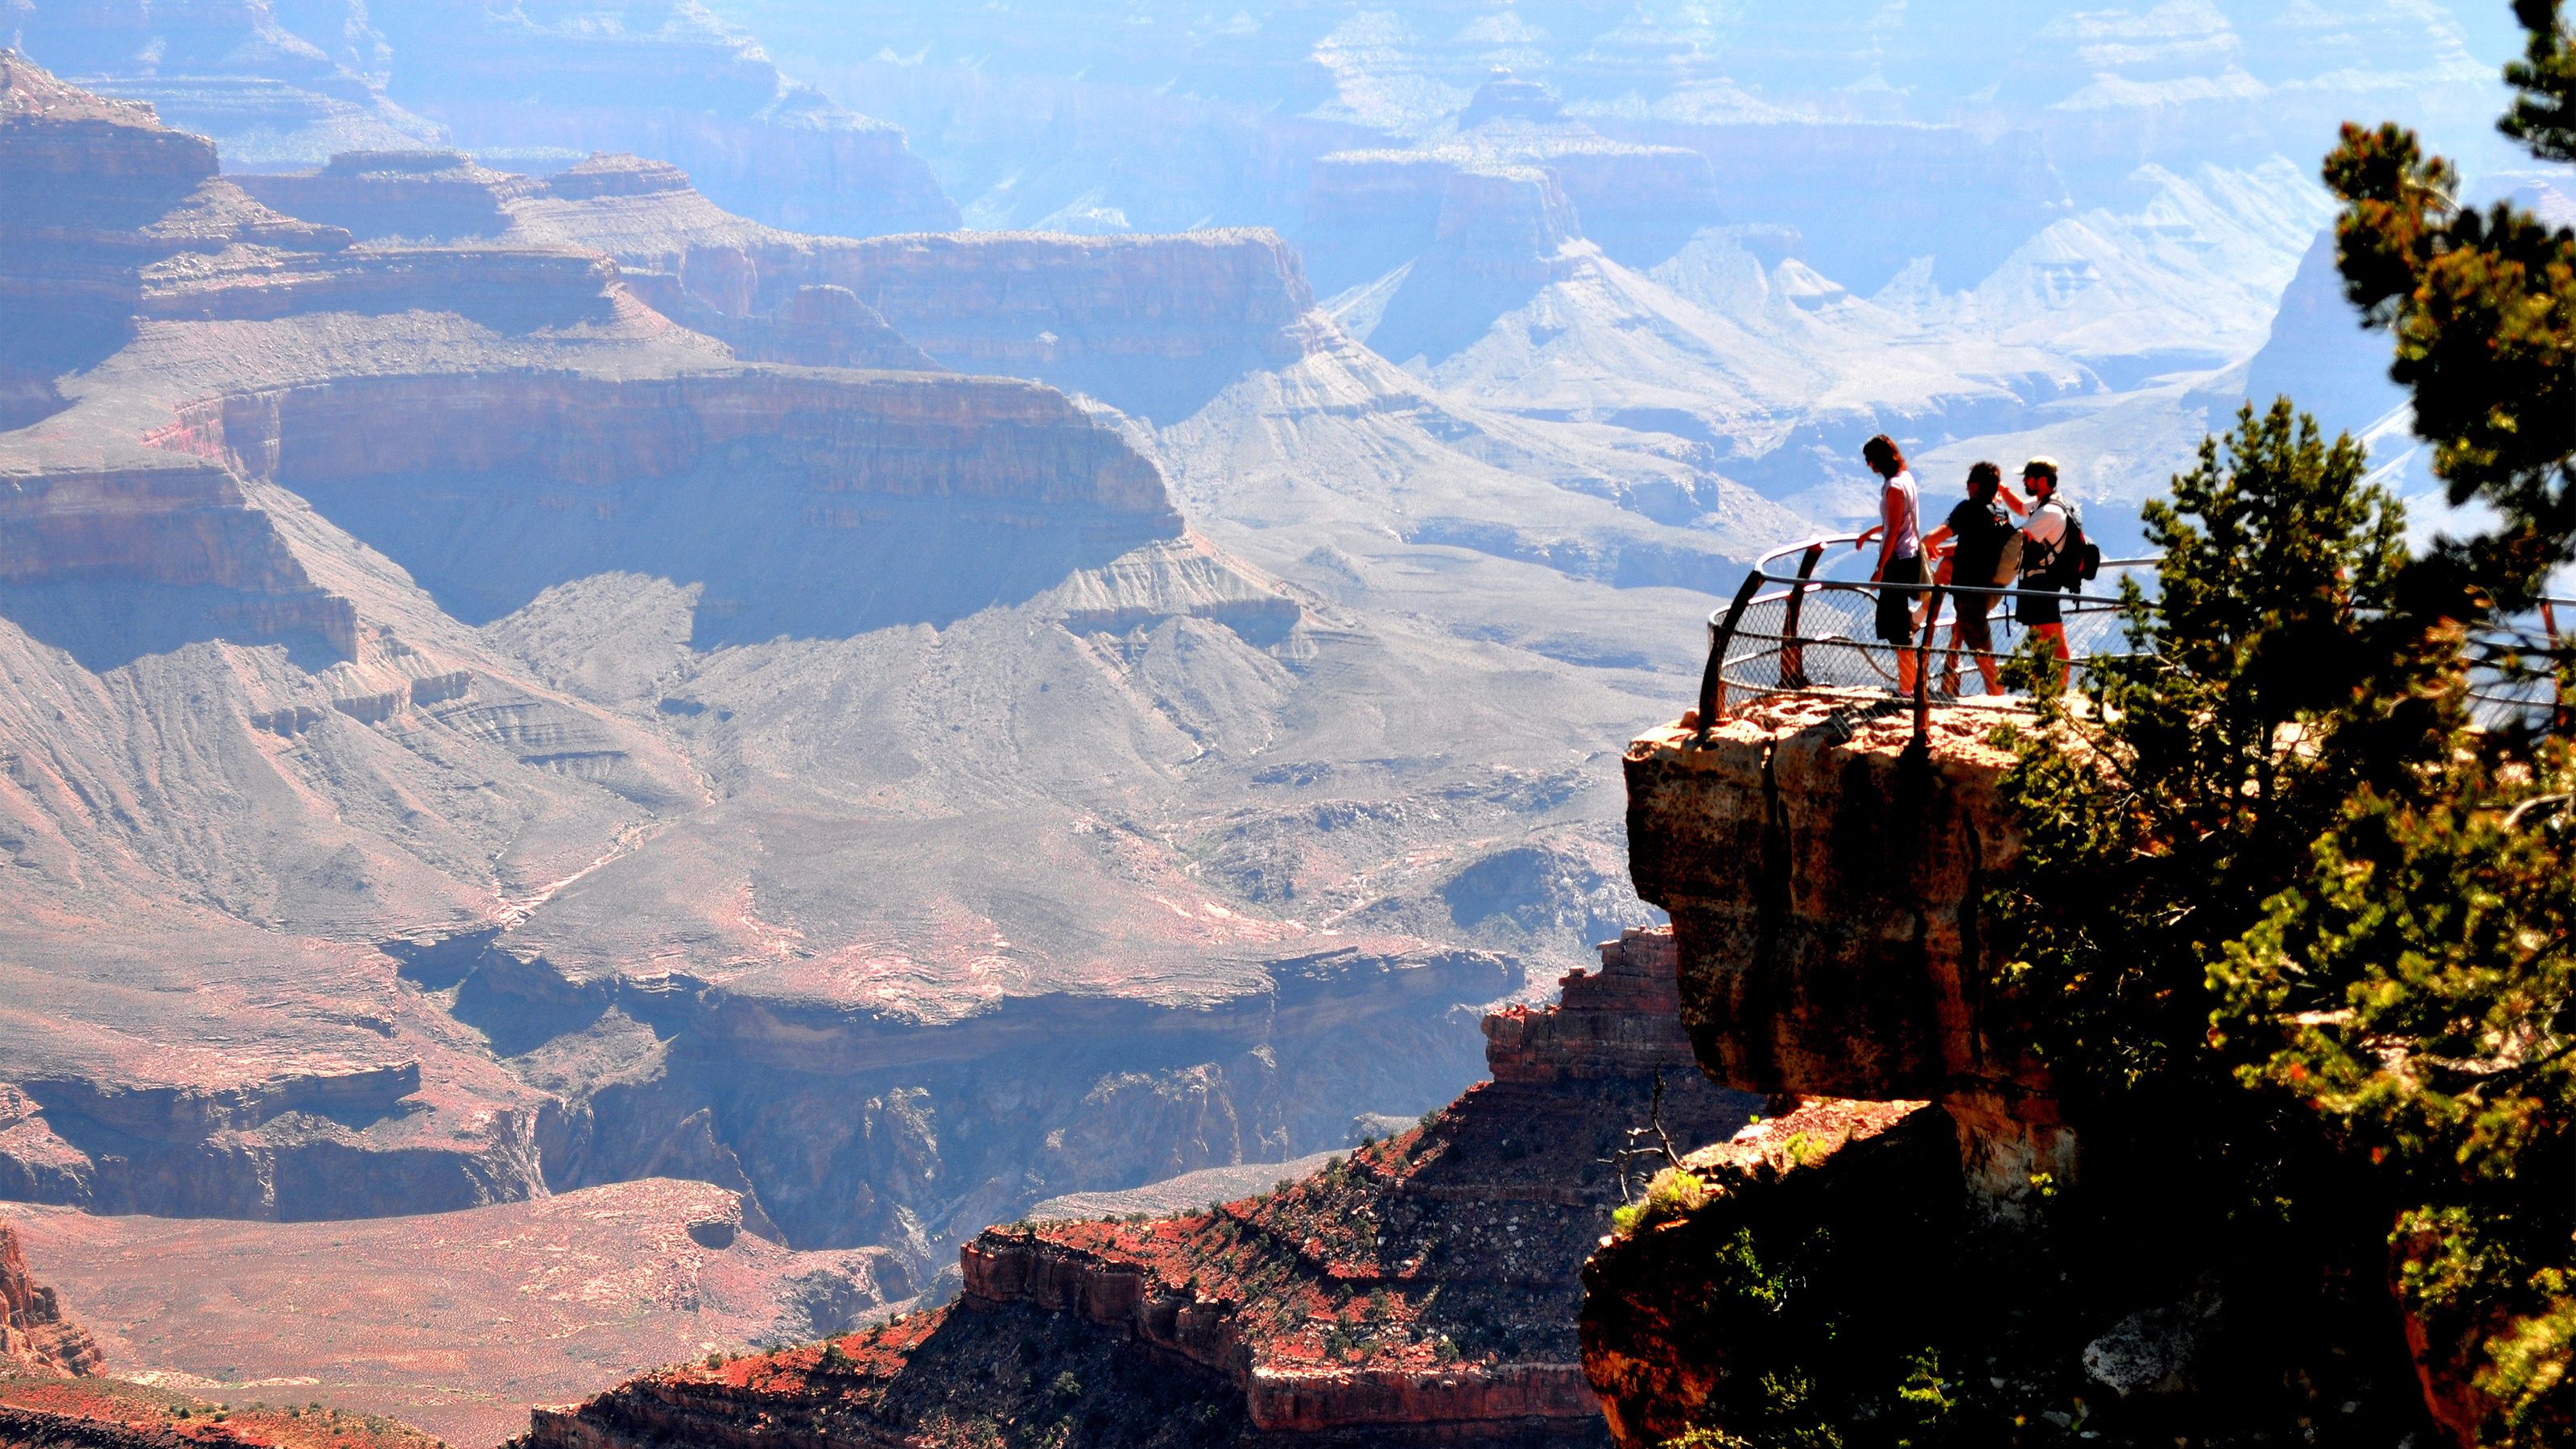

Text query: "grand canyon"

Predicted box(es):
[0, 2, 2567, 1447]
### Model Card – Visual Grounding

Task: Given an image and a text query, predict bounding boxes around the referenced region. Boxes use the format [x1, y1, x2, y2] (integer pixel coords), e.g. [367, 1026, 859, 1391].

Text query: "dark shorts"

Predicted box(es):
[1953, 590, 1995, 650]
[2017, 584, 2063, 629]
[1875, 553, 1927, 646]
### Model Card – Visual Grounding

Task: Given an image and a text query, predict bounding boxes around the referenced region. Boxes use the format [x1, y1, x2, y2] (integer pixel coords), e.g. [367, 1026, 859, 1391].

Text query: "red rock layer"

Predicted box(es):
[0, 1374, 443, 1449]
[0, 1222, 104, 1377]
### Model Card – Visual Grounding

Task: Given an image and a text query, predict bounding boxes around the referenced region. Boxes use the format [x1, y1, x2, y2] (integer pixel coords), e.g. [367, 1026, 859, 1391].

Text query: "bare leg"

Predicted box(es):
[2036, 625, 2070, 691]
[1965, 625, 2004, 695]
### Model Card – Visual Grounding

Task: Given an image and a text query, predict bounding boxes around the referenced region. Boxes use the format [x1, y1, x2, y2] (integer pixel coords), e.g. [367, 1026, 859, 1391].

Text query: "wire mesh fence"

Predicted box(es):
[2467, 598, 2575, 734]
[1692, 536, 2572, 743]
[1696, 535, 2157, 730]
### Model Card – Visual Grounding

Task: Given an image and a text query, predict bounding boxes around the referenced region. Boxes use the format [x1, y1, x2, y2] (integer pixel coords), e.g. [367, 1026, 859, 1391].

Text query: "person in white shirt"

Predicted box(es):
[2015, 456, 2074, 691]
[1852, 433, 1926, 694]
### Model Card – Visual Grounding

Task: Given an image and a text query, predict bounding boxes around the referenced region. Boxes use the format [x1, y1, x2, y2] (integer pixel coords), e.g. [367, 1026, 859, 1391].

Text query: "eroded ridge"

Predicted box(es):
[520, 929, 1757, 1448]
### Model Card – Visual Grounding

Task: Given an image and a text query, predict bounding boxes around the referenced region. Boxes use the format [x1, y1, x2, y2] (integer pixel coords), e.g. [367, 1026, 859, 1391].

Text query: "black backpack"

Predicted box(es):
[2031, 506, 2100, 589]
[2062, 513, 2102, 585]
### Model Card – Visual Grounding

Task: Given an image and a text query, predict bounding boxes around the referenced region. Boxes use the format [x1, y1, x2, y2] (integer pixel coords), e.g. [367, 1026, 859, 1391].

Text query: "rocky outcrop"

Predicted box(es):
[519, 928, 1759, 1447]
[0, 1223, 102, 1377]
[1577, 1098, 1960, 1449]
[1622, 700, 2066, 1195]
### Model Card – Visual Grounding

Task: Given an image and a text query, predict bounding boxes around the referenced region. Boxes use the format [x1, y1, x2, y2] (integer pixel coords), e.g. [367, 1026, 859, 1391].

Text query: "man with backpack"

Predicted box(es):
[1921, 461, 2025, 696]
[2015, 456, 2092, 691]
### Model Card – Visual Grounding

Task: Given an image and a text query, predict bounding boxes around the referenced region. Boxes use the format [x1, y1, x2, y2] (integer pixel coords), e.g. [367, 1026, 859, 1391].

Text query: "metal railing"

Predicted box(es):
[1690, 535, 2573, 748]
[1693, 533, 2159, 747]
[2470, 596, 2575, 734]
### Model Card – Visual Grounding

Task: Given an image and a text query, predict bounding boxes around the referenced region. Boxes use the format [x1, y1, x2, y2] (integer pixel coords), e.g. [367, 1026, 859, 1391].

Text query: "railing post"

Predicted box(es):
[2545, 601, 2569, 735]
[1913, 584, 1946, 749]
[1777, 542, 1826, 688]
[1697, 572, 1767, 744]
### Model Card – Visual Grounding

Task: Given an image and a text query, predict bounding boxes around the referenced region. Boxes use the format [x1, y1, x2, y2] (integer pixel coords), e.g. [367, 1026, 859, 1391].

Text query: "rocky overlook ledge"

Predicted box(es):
[1620, 697, 2061, 1191]
[1583, 697, 2433, 1447]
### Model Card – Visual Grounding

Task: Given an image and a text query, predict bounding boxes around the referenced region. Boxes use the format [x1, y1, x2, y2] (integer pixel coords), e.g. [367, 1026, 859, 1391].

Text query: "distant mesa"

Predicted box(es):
[543, 151, 697, 201]
[1301, 72, 1720, 291]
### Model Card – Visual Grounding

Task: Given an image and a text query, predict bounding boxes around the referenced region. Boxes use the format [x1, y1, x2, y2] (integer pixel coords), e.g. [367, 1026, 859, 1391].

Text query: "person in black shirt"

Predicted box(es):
[1919, 461, 2024, 695]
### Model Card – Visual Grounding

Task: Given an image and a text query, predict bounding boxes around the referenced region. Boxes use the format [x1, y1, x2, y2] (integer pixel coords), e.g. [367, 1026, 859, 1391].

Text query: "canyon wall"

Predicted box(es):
[232, 148, 1324, 424]
[8, 0, 959, 237]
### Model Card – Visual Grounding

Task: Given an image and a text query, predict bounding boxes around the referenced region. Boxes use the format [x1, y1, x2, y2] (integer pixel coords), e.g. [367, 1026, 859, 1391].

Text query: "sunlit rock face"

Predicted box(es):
[1623, 701, 2062, 1193]
[1587, 699, 2433, 1449]
[0, 1223, 102, 1377]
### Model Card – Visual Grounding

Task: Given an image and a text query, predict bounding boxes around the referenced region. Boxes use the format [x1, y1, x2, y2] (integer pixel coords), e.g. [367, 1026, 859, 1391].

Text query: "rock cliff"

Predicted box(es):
[517, 928, 1758, 1448]
[1, 1222, 102, 1377]
[1583, 698, 2441, 1448]
[1622, 700, 2066, 1193]
[1302, 75, 1718, 289]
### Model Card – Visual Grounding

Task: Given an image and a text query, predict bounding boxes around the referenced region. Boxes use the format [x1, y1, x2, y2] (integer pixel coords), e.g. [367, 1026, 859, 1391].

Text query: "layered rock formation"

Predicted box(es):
[518, 928, 1759, 1448]
[1302, 74, 1718, 289]
[1, 56, 1632, 1298]
[1, 1222, 102, 1377]
[233, 147, 1321, 423]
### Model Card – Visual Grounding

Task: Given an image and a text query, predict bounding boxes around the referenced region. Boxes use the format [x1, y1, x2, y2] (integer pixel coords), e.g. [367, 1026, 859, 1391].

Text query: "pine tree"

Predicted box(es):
[1997, 5, 2576, 1443]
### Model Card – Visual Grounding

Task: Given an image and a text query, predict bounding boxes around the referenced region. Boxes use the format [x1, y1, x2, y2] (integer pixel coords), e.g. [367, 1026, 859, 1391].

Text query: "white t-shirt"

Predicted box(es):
[2021, 498, 2069, 576]
[1882, 469, 1922, 561]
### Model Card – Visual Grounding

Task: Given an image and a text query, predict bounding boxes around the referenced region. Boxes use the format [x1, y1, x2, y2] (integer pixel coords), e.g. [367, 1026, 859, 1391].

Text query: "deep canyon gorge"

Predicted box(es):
[0, 1, 2562, 1445]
